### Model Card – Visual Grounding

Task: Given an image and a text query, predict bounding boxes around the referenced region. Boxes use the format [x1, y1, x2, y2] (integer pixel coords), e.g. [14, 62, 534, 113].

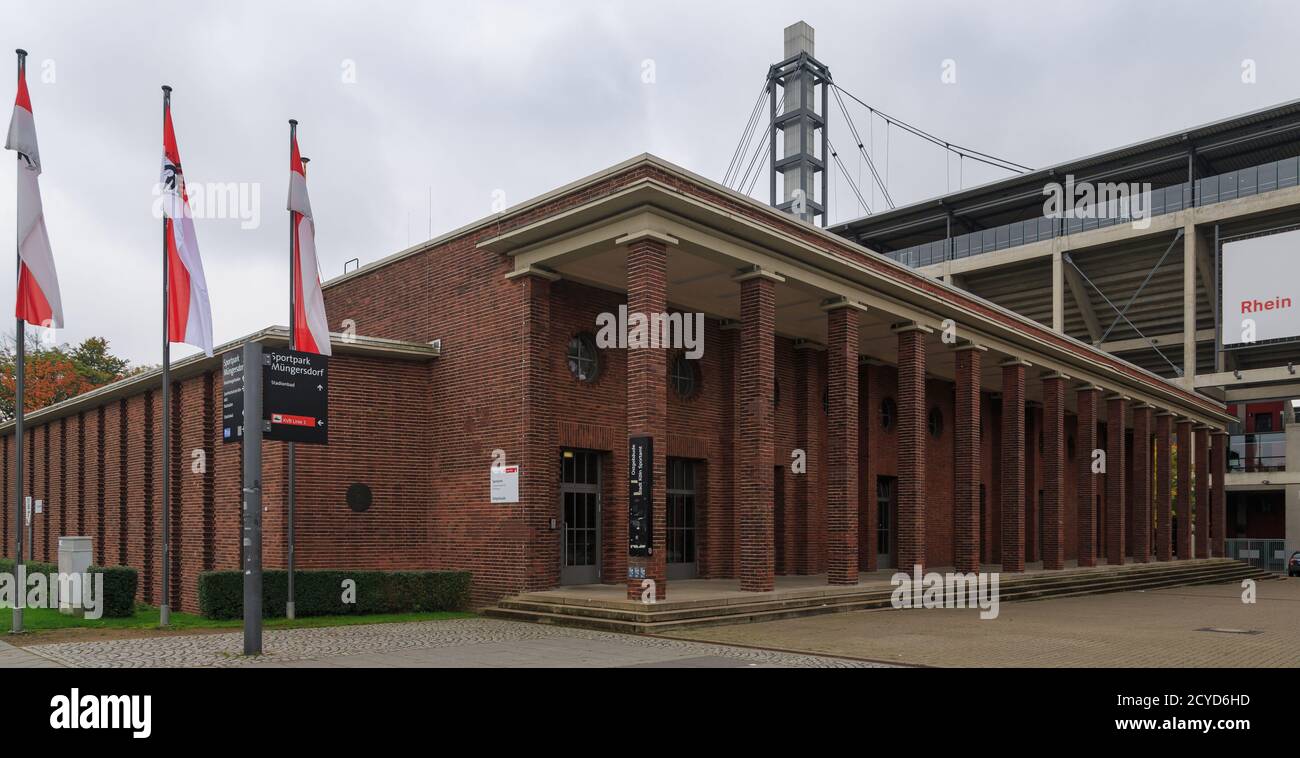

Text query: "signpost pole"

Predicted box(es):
[241, 340, 263, 655]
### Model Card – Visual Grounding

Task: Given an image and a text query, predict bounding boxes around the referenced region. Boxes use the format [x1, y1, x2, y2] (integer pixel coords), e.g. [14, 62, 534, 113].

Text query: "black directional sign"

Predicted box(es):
[221, 350, 245, 444]
[628, 435, 653, 556]
[262, 348, 329, 445]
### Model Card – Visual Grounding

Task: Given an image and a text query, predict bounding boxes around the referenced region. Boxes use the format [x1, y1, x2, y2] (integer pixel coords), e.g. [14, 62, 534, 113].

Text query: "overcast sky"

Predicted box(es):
[3, 0, 1298, 365]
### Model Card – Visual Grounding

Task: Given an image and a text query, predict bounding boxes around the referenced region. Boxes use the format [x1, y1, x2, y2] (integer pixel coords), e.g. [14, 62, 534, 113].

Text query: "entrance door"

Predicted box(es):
[560, 450, 601, 585]
[877, 476, 897, 569]
[666, 458, 698, 580]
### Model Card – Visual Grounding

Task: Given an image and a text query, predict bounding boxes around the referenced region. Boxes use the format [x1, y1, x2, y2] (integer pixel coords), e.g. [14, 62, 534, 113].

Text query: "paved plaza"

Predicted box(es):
[667, 579, 1300, 667]
[5, 618, 882, 669]
[4, 578, 1294, 668]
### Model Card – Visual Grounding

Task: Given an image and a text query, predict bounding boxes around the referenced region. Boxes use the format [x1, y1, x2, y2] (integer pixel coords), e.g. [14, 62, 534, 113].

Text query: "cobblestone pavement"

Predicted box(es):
[19, 618, 887, 668]
[666, 579, 1300, 667]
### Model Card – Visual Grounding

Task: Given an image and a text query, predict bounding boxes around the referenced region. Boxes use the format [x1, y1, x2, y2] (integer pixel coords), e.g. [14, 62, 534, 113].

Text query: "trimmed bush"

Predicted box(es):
[0, 558, 57, 576]
[91, 566, 138, 618]
[0, 559, 137, 618]
[197, 569, 472, 620]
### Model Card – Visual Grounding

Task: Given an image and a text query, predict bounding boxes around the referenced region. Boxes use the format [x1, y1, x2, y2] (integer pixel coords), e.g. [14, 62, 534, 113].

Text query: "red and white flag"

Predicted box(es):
[287, 130, 330, 355]
[5, 59, 62, 328]
[160, 98, 214, 356]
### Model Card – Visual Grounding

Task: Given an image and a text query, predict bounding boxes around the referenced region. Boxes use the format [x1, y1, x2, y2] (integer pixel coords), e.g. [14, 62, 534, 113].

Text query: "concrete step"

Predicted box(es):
[493, 562, 1265, 625]
[494, 561, 1267, 624]
[483, 559, 1274, 634]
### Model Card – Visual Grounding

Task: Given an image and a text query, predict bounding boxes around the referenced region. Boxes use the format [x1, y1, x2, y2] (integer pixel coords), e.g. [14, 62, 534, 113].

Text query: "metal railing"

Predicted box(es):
[1224, 538, 1288, 573]
[1227, 432, 1287, 473]
[882, 154, 1300, 268]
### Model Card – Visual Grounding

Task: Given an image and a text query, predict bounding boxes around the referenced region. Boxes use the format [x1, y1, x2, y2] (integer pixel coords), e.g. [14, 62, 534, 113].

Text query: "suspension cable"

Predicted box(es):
[832, 82, 1031, 174]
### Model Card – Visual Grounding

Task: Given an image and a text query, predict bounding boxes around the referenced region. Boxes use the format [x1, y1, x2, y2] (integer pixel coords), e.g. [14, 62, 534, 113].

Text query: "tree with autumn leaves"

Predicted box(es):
[0, 330, 136, 421]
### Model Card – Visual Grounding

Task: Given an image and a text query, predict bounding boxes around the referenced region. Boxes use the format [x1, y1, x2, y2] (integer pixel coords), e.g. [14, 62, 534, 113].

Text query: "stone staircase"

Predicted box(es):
[484, 559, 1278, 634]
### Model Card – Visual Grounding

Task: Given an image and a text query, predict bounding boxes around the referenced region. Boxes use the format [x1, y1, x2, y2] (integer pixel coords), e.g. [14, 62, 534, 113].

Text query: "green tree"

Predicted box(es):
[0, 332, 133, 421]
[67, 336, 130, 385]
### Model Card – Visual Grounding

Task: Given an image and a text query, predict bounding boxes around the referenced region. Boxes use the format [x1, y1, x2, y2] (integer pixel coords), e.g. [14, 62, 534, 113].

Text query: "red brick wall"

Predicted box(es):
[1000, 363, 1026, 572]
[0, 354, 429, 613]
[1107, 397, 1127, 565]
[289, 357, 433, 576]
[1041, 376, 1066, 570]
[825, 306, 859, 584]
[953, 348, 981, 573]
[896, 329, 928, 572]
[737, 275, 776, 591]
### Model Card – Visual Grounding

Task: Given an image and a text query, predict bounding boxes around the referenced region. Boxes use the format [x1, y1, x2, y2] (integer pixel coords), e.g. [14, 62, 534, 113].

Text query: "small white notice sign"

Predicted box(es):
[490, 465, 520, 504]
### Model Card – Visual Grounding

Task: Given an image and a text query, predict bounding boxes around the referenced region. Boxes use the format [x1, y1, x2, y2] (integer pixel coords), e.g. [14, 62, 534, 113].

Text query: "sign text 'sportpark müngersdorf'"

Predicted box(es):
[263, 348, 329, 445]
[221, 346, 329, 445]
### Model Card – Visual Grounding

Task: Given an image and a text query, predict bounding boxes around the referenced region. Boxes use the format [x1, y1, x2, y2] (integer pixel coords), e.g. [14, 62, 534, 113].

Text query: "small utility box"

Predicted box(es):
[57, 536, 92, 616]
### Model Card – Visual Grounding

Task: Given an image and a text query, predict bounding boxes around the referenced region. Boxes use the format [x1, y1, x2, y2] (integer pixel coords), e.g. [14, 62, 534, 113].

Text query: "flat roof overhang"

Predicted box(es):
[477, 158, 1233, 428]
[0, 328, 440, 433]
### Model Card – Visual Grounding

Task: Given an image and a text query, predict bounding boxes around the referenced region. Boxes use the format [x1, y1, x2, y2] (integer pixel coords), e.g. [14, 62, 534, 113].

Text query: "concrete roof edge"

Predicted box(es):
[0, 328, 438, 434]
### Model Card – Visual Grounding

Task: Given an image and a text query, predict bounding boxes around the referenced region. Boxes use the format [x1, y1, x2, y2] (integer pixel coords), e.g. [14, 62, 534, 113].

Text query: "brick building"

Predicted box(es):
[2, 155, 1234, 609]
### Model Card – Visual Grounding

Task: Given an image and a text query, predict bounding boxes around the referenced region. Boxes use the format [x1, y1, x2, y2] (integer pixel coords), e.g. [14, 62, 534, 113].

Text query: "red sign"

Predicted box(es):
[271, 413, 316, 428]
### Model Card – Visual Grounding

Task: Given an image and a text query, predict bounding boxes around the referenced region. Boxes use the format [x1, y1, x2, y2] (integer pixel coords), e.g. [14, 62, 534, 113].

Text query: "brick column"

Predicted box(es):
[1194, 425, 1210, 559]
[625, 237, 671, 599]
[953, 344, 985, 573]
[792, 344, 821, 575]
[1131, 404, 1154, 562]
[735, 267, 780, 592]
[824, 300, 862, 585]
[1041, 373, 1068, 570]
[1155, 411, 1174, 561]
[1175, 419, 1193, 560]
[1000, 359, 1029, 572]
[1211, 430, 1227, 557]
[895, 324, 932, 573]
[1024, 402, 1040, 563]
[1106, 395, 1128, 565]
[514, 266, 560, 592]
[1076, 385, 1101, 567]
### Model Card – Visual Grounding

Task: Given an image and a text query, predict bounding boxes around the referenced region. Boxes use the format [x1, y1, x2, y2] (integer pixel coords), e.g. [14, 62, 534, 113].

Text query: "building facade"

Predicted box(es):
[832, 100, 1300, 572]
[2, 156, 1234, 609]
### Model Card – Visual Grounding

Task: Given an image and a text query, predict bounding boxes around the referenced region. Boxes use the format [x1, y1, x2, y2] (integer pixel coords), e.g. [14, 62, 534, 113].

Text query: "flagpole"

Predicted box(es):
[286, 120, 298, 621]
[10, 49, 26, 635]
[159, 84, 172, 627]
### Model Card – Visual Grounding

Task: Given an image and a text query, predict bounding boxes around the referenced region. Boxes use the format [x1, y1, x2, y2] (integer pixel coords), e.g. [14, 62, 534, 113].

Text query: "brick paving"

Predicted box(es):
[16, 618, 885, 669]
[666, 579, 1300, 667]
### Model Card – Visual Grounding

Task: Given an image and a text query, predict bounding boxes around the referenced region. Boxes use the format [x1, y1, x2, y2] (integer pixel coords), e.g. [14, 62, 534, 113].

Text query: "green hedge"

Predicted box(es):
[91, 566, 138, 618]
[0, 558, 137, 618]
[197, 569, 472, 619]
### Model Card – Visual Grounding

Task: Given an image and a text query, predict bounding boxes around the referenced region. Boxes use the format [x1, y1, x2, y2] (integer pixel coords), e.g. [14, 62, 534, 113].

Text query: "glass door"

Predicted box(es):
[560, 450, 600, 585]
[666, 458, 698, 580]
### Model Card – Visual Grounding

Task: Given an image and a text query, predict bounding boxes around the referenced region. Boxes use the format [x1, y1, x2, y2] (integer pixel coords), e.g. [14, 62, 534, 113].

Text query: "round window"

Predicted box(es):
[928, 407, 943, 438]
[880, 397, 897, 430]
[566, 333, 600, 383]
[669, 354, 700, 399]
